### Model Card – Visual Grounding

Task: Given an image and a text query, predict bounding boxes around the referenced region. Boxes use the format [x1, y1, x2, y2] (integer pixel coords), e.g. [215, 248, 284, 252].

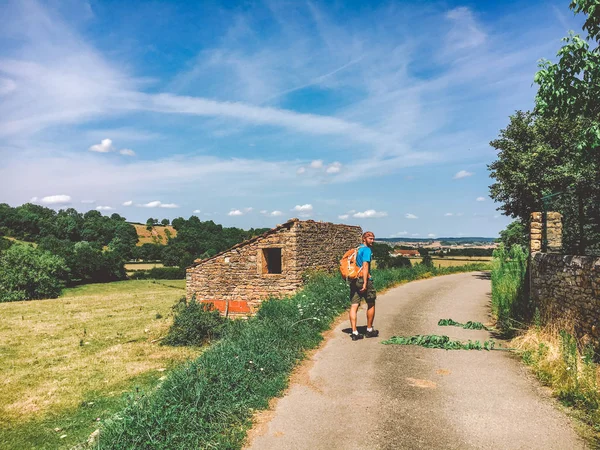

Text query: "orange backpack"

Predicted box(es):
[339, 246, 364, 281]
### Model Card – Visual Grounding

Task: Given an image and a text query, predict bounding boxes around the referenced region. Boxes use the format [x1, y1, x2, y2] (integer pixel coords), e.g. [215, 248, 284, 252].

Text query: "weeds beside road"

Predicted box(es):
[490, 244, 600, 444]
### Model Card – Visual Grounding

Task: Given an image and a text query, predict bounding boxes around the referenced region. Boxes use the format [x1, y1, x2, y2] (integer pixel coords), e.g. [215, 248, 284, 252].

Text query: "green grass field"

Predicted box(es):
[0, 280, 200, 449]
[408, 256, 492, 267]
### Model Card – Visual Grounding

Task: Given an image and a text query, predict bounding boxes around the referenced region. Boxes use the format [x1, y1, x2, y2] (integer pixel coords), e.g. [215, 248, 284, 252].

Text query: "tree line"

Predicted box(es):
[0, 203, 268, 302]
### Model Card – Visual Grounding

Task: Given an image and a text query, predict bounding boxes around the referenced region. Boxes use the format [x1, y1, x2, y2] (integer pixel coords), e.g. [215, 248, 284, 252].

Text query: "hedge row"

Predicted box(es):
[128, 267, 186, 280]
[98, 263, 489, 449]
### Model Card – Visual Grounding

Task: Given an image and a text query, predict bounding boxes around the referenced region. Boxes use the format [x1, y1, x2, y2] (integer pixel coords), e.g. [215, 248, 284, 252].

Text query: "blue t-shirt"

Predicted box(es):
[356, 244, 372, 278]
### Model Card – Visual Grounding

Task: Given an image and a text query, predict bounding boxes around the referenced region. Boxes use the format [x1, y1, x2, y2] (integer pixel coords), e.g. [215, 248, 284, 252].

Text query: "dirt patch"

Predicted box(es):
[406, 378, 437, 389]
[131, 224, 177, 246]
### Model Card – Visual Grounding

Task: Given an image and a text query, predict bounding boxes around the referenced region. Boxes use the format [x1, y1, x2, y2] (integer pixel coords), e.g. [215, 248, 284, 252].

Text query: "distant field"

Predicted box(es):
[131, 224, 177, 246]
[3, 236, 37, 247]
[408, 256, 493, 267]
[0, 279, 199, 449]
[124, 262, 165, 271]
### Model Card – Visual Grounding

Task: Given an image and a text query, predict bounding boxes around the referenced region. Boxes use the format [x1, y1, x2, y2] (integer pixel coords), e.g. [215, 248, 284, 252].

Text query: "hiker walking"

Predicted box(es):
[349, 231, 378, 340]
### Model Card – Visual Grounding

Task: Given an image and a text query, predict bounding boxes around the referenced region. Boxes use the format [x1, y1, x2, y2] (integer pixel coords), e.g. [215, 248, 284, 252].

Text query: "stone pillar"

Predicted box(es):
[530, 212, 542, 254]
[546, 212, 563, 253]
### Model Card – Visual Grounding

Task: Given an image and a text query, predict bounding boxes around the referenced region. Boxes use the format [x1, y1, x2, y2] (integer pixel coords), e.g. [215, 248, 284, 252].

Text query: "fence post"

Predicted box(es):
[530, 212, 542, 254]
[546, 212, 563, 254]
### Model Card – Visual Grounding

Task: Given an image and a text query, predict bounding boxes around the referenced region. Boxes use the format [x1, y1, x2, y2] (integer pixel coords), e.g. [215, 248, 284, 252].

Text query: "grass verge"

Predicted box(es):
[512, 325, 600, 444]
[0, 279, 200, 449]
[98, 263, 489, 449]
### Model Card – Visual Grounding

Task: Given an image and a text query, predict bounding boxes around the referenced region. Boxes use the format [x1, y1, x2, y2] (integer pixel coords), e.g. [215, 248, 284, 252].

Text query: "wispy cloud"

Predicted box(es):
[405, 213, 418, 219]
[39, 194, 71, 205]
[476, 196, 486, 202]
[96, 205, 113, 211]
[89, 139, 114, 153]
[293, 204, 313, 212]
[139, 201, 179, 208]
[119, 148, 136, 156]
[453, 170, 473, 179]
[228, 209, 244, 216]
[123, 200, 133, 206]
[353, 210, 387, 218]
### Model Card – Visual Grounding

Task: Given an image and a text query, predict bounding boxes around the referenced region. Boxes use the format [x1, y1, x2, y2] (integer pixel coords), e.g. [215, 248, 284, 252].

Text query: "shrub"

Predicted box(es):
[162, 297, 227, 346]
[0, 244, 68, 301]
[129, 266, 186, 280]
[490, 244, 529, 330]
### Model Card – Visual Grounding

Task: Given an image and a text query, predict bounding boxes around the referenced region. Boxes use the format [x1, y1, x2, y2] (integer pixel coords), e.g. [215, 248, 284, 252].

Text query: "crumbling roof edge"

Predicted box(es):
[187, 218, 299, 269]
[186, 218, 362, 270]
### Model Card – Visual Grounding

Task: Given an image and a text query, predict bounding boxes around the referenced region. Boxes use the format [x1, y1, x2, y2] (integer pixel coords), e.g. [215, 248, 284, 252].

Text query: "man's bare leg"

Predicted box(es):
[349, 303, 360, 332]
[366, 303, 375, 329]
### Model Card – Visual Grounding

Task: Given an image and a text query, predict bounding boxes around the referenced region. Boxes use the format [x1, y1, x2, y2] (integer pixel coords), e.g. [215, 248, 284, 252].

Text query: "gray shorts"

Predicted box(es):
[350, 278, 376, 305]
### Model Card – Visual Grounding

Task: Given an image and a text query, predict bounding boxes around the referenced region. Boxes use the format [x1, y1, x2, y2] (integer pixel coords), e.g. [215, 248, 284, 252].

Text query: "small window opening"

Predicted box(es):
[262, 248, 282, 274]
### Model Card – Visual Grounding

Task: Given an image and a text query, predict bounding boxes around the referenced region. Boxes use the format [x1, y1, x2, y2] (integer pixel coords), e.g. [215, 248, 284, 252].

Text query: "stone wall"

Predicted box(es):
[186, 219, 362, 315]
[529, 211, 600, 339]
[530, 253, 600, 337]
[295, 220, 363, 273]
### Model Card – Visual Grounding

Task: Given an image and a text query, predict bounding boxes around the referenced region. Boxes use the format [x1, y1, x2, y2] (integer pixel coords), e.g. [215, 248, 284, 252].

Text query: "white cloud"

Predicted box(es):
[30, 197, 38, 202]
[444, 212, 453, 216]
[123, 200, 133, 206]
[89, 139, 114, 153]
[310, 160, 323, 169]
[260, 210, 268, 214]
[293, 204, 313, 212]
[411, 233, 420, 237]
[271, 210, 283, 216]
[244, 207, 253, 213]
[140, 200, 179, 208]
[453, 170, 473, 179]
[353, 210, 387, 218]
[119, 148, 136, 156]
[40, 195, 71, 205]
[96, 205, 113, 211]
[391, 231, 408, 237]
[405, 213, 418, 219]
[297, 167, 306, 174]
[228, 209, 243, 216]
[193, 209, 201, 213]
[326, 162, 342, 174]
[476, 196, 486, 202]
[338, 214, 349, 220]
[81, 199, 95, 204]
[445, 7, 487, 52]
[427, 233, 436, 238]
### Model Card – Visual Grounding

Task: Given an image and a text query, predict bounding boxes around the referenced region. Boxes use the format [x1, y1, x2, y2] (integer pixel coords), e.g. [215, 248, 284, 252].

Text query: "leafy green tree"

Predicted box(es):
[420, 254, 434, 268]
[533, 0, 600, 253]
[498, 221, 528, 249]
[489, 111, 599, 254]
[161, 218, 170, 226]
[0, 244, 68, 301]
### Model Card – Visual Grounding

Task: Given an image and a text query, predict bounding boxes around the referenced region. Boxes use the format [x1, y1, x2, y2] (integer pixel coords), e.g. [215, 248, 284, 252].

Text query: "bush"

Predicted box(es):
[491, 244, 529, 330]
[0, 244, 68, 301]
[162, 297, 227, 346]
[129, 266, 186, 280]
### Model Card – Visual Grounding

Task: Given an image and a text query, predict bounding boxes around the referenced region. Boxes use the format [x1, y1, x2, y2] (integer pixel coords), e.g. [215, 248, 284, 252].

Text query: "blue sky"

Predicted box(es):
[0, 0, 584, 238]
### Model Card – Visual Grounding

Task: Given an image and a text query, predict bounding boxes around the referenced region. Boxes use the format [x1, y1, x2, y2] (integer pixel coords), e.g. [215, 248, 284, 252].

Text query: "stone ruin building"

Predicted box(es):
[186, 219, 362, 315]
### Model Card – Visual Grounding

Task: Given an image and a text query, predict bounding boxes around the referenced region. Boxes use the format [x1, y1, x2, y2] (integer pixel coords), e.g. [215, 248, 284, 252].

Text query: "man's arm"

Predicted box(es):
[360, 261, 369, 292]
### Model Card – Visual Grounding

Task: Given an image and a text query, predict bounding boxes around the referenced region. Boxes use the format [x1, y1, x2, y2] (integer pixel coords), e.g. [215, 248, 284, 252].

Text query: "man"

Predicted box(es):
[349, 231, 378, 341]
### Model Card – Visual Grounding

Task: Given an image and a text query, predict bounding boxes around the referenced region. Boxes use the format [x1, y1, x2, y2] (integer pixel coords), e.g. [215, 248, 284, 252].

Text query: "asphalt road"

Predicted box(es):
[245, 272, 587, 450]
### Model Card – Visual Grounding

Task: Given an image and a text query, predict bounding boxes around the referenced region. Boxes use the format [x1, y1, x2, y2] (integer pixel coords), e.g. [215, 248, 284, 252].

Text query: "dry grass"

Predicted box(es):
[0, 280, 199, 429]
[124, 262, 165, 271]
[409, 257, 492, 267]
[511, 323, 600, 443]
[132, 224, 177, 246]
